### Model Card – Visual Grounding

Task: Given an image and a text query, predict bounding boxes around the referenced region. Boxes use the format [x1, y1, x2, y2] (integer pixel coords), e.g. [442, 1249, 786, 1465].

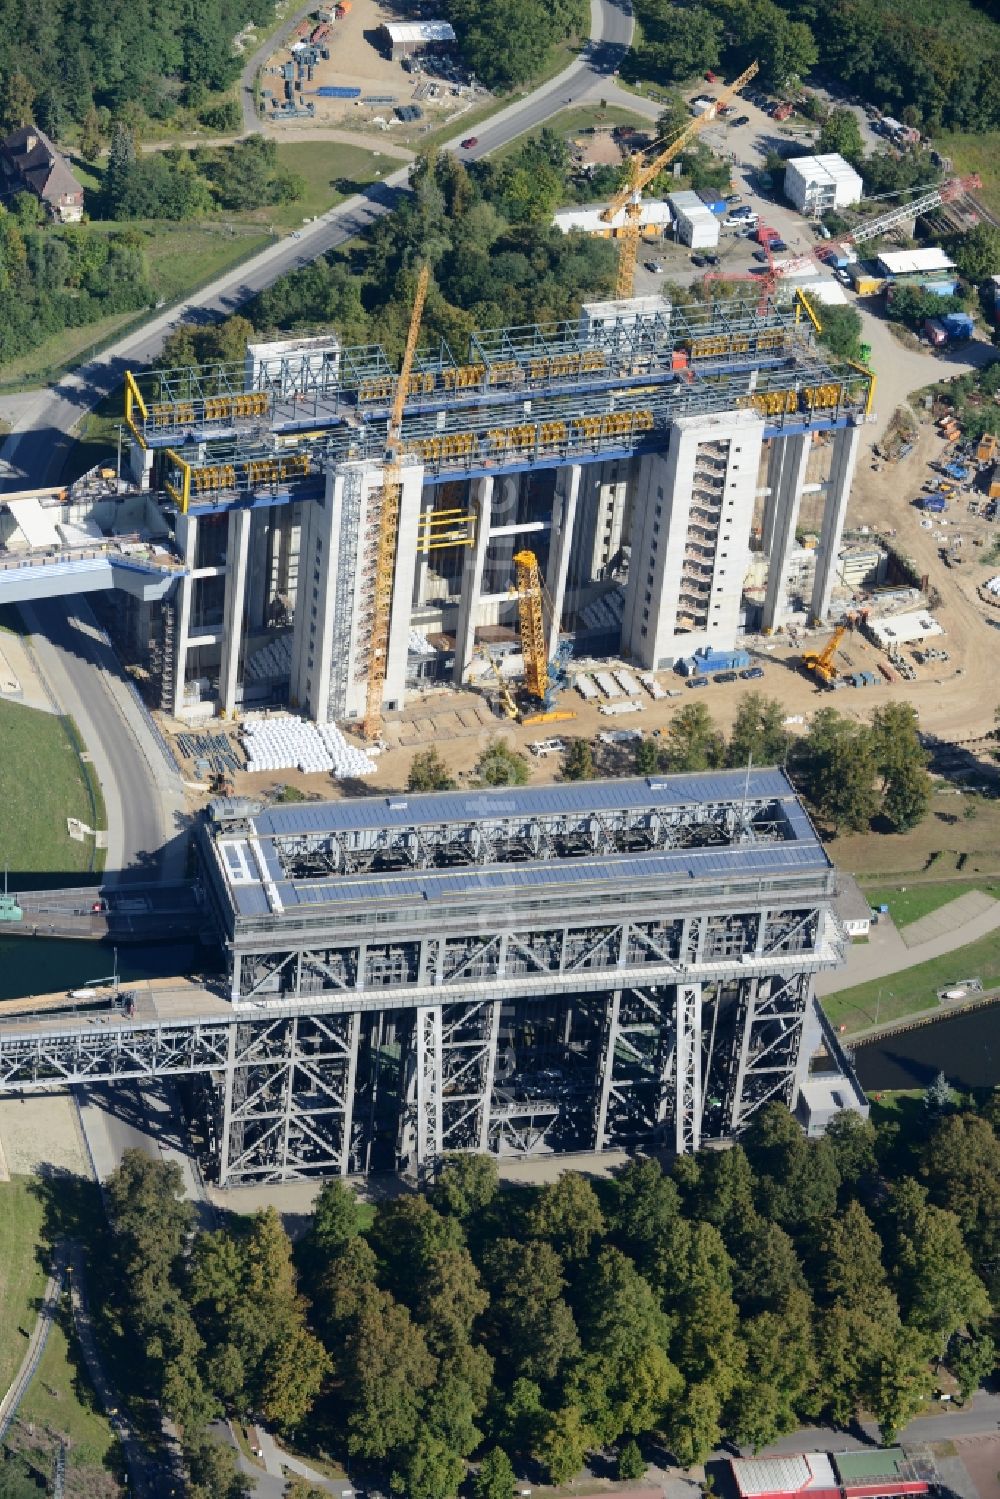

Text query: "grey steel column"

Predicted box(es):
[595, 988, 622, 1151]
[217, 1021, 239, 1188]
[675, 981, 703, 1154]
[415, 1004, 443, 1167]
[478, 1000, 502, 1151]
[339, 1010, 360, 1176]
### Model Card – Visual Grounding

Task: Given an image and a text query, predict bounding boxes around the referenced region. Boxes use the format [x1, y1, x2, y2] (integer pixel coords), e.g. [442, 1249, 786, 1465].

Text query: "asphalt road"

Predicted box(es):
[0, 0, 634, 495]
[18, 597, 184, 881]
[0, 0, 633, 879]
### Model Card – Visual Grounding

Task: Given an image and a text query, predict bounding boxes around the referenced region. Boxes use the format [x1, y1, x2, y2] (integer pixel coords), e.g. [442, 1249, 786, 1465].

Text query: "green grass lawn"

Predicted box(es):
[862, 880, 1000, 929]
[935, 131, 1000, 218]
[269, 141, 388, 227]
[822, 927, 1000, 1034]
[0, 1178, 48, 1395]
[0, 140, 389, 387]
[19, 1306, 118, 1470]
[0, 700, 106, 875]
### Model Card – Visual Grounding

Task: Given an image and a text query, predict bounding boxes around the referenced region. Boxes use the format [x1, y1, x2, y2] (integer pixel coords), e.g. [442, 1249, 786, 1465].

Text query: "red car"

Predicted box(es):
[461, 136, 478, 149]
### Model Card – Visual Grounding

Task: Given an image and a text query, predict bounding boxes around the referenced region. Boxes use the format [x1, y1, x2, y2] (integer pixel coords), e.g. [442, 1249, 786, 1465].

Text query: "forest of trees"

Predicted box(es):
[628, 0, 1000, 131]
[401, 695, 933, 839]
[0, 0, 272, 136]
[155, 147, 618, 370]
[441, 0, 588, 91]
[106, 1090, 1000, 1499]
[0, 201, 152, 364]
[100, 127, 305, 222]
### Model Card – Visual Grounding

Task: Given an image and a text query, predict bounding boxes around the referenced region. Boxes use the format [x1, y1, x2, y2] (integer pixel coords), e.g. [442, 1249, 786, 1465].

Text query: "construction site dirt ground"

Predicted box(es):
[160, 402, 1000, 812]
[263, 0, 482, 136]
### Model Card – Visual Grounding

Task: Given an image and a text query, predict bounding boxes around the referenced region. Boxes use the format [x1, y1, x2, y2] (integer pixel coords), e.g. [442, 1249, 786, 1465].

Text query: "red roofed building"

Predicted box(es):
[731, 1452, 842, 1499]
[0, 125, 84, 223]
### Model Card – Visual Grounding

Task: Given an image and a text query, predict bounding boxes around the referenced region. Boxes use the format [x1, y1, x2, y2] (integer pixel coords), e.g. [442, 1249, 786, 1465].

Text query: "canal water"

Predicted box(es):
[0, 935, 218, 1004]
[1, 931, 997, 1096]
[853, 1003, 1000, 1093]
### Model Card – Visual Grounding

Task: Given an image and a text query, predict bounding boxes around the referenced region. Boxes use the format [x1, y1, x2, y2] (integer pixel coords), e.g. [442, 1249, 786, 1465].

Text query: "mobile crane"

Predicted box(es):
[801, 624, 847, 686]
[600, 61, 759, 299]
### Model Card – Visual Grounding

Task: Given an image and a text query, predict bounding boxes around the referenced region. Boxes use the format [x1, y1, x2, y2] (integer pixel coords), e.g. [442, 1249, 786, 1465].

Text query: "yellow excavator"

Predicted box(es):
[801, 624, 847, 687]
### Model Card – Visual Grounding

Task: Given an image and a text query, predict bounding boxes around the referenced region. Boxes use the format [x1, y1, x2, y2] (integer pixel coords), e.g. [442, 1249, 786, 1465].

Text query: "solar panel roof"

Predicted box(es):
[227, 837, 829, 919]
[249, 769, 804, 840]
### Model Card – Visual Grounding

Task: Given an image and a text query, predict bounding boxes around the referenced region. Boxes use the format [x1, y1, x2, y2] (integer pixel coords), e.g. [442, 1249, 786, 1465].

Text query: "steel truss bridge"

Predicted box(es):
[123, 294, 874, 514]
[0, 774, 847, 1185]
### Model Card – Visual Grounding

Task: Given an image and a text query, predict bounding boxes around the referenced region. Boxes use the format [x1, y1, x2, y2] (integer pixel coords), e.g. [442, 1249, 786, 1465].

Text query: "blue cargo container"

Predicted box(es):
[922, 494, 947, 512]
[682, 647, 752, 676]
[697, 188, 727, 215]
[941, 312, 974, 339]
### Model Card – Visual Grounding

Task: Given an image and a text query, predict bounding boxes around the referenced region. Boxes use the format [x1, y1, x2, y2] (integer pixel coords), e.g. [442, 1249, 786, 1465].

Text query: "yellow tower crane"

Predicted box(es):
[363, 262, 431, 742]
[601, 61, 759, 299]
[513, 549, 548, 703]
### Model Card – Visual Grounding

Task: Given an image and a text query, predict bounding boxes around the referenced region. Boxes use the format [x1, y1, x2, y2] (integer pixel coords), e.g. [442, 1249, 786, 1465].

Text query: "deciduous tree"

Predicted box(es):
[408, 747, 456, 791]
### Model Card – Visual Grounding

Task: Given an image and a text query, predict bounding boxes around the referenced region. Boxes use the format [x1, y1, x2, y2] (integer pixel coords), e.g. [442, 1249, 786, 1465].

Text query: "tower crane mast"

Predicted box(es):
[363, 262, 430, 742]
[601, 61, 759, 299]
[513, 549, 548, 702]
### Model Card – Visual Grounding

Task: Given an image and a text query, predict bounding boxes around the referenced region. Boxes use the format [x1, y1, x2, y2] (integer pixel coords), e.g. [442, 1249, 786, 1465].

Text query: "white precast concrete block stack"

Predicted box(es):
[639, 672, 667, 700]
[594, 670, 623, 698]
[241, 714, 377, 778]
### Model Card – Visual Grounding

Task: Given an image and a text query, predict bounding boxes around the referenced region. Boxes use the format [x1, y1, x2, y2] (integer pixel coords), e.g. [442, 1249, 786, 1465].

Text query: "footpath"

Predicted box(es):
[815, 895, 1000, 996]
[0, 1241, 66, 1443]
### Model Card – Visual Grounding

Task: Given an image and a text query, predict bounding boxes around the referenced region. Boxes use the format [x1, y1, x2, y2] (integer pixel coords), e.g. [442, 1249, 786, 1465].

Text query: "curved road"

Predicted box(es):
[0, 0, 633, 878]
[1, 0, 634, 492]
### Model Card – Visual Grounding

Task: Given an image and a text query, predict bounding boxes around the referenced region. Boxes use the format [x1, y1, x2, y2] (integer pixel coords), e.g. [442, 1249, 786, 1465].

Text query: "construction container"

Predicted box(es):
[687, 647, 751, 676]
[925, 318, 948, 347]
[922, 494, 947, 512]
[941, 311, 974, 339]
[847, 263, 883, 296]
[697, 188, 727, 215]
[976, 434, 998, 462]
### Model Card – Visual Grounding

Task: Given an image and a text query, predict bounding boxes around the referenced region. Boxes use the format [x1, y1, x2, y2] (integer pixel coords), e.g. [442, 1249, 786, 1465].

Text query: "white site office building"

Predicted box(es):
[784, 154, 863, 216]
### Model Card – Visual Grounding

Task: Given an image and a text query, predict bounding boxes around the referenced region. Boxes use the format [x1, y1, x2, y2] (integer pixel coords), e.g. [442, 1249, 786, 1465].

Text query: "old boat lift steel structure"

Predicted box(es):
[0, 773, 846, 1185]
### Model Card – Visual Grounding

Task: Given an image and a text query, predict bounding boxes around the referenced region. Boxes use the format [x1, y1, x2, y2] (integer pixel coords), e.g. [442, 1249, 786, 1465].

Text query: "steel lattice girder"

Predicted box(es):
[220, 1011, 359, 1185]
[728, 970, 812, 1132]
[0, 1022, 231, 1091]
[268, 794, 787, 877]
